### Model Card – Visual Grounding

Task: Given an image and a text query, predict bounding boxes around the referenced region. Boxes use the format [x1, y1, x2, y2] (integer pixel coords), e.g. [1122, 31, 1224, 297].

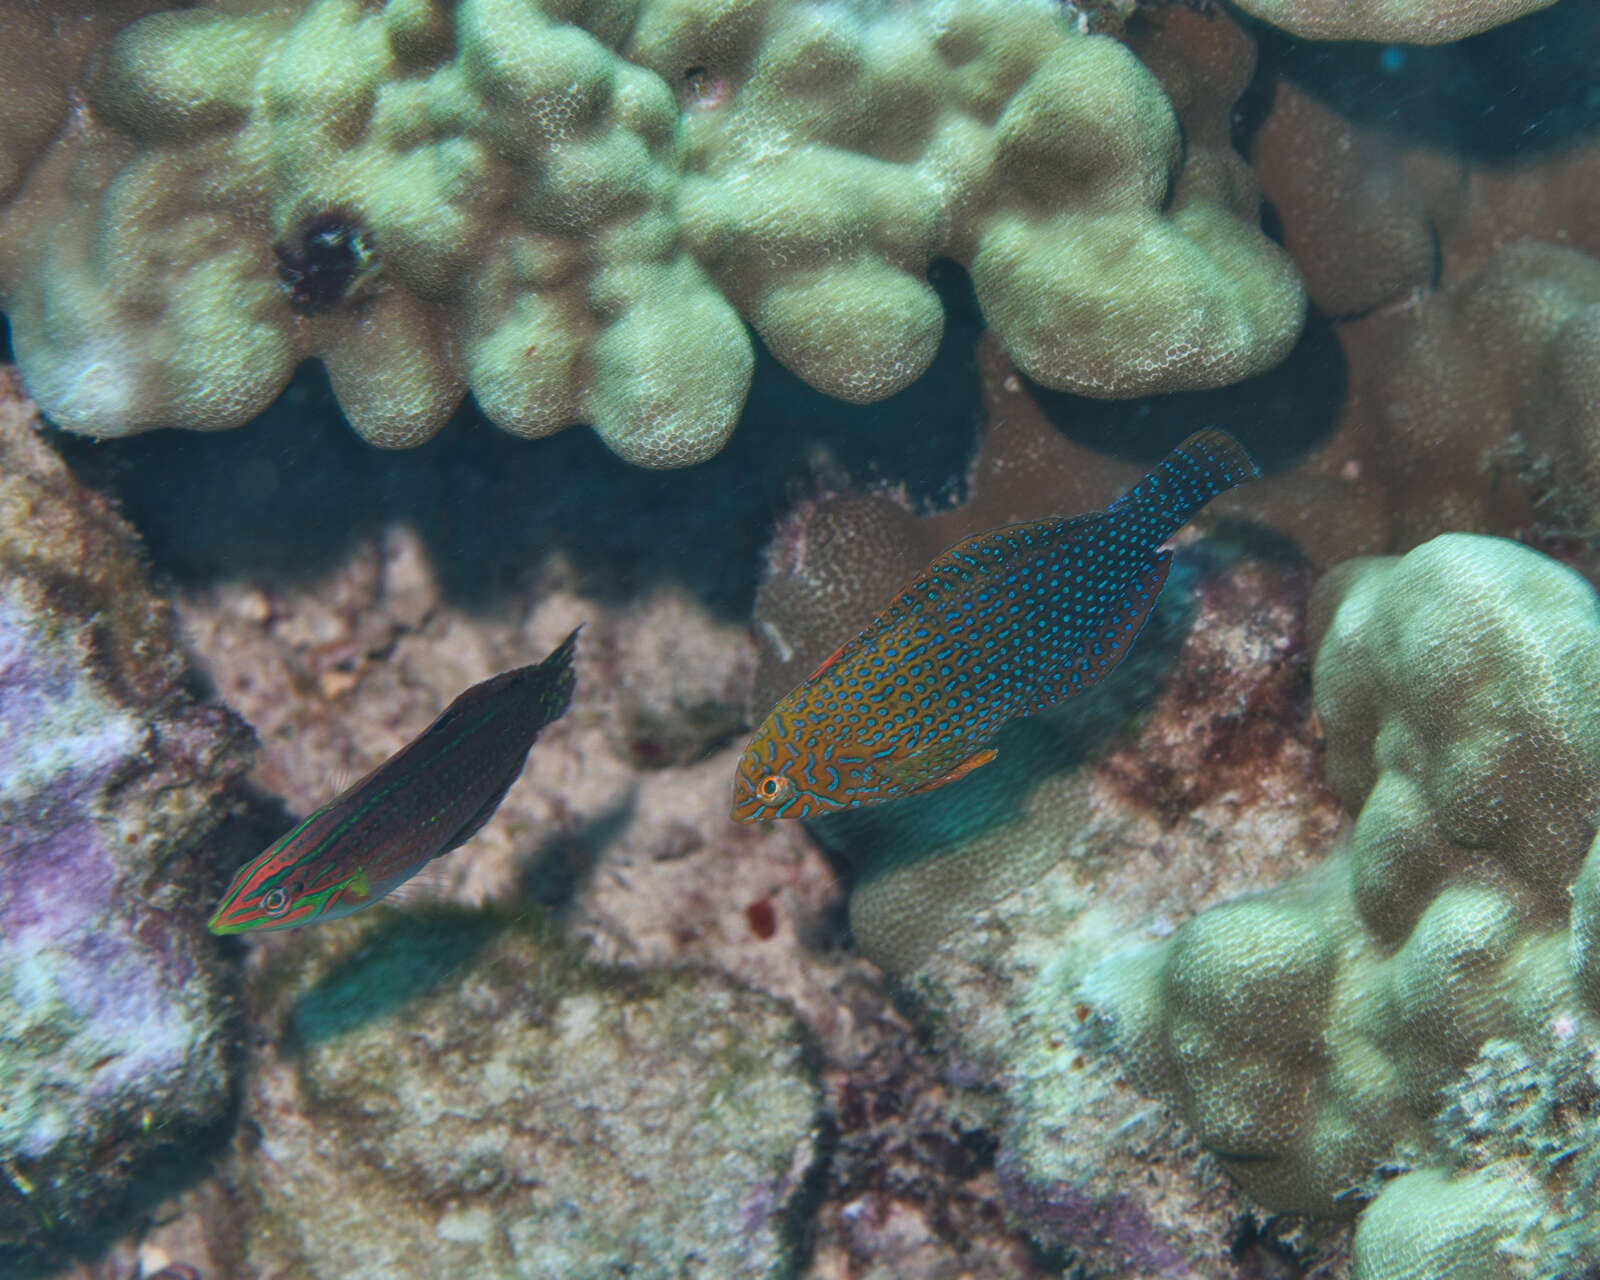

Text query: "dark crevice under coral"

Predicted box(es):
[1249, 2, 1600, 157]
[44, 263, 989, 621]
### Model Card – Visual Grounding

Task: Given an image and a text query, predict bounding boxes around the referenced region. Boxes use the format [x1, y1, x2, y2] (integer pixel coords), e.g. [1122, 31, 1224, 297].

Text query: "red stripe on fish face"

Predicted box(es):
[207, 816, 371, 933]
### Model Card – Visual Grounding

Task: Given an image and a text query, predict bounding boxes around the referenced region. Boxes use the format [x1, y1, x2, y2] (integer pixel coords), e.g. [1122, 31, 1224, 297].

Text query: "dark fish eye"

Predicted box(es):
[758, 774, 793, 802]
[263, 888, 290, 915]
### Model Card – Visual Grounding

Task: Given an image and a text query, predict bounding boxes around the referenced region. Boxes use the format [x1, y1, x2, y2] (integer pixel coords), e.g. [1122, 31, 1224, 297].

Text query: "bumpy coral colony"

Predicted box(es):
[1083, 535, 1600, 1277]
[0, 0, 1302, 463]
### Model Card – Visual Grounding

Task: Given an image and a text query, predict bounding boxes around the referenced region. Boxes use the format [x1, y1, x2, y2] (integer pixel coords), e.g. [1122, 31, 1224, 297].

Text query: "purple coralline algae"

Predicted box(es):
[0, 372, 253, 1264]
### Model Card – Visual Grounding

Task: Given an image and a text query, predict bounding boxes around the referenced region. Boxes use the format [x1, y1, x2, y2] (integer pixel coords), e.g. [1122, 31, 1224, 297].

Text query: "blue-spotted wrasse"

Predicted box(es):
[731, 430, 1258, 821]
[209, 629, 578, 933]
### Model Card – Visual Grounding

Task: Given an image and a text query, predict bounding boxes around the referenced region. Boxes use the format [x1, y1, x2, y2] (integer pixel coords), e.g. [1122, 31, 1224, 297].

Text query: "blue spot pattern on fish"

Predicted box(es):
[732, 429, 1259, 820]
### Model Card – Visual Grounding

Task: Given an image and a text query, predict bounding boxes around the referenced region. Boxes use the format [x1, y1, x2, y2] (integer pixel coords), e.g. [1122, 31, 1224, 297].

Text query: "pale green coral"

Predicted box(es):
[1351, 1166, 1544, 1280]
[0, 0, 1303, 463]
[1083, 534, 1600, 1276]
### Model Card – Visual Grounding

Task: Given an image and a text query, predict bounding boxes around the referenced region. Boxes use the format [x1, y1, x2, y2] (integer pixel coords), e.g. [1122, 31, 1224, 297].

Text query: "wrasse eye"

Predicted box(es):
[757, 774, 794, 803]
[262, 888, 290, 916]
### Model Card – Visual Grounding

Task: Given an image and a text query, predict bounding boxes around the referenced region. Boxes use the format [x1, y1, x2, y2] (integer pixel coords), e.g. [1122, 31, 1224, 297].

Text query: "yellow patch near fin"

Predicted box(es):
[342, 868, 372, 900]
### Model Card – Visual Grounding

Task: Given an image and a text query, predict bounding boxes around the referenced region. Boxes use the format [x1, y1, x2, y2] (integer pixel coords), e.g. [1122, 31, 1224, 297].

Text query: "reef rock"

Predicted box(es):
[233, 908, 822, 1280]
[0, 372, 253, 1265]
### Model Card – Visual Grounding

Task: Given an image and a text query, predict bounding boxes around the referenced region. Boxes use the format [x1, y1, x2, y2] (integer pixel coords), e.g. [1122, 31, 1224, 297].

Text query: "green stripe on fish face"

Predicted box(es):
[207, 809, 373, 934]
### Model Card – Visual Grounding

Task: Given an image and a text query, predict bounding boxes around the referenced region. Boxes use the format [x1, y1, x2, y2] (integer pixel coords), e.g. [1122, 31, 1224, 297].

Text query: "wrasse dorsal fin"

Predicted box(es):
[853, 511, 1101, 644]
[809, 638, 852, 681]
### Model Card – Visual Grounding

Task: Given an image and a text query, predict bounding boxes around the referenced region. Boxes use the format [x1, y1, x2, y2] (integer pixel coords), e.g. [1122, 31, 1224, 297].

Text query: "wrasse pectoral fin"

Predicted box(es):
[883, 740, 999, 795]
[920, 747, 998, 793]
[340, 868, 372, 901]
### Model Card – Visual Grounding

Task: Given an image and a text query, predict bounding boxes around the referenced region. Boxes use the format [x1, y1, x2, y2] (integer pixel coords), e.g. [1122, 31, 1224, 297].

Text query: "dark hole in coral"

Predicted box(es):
[275, 213, 376, 315]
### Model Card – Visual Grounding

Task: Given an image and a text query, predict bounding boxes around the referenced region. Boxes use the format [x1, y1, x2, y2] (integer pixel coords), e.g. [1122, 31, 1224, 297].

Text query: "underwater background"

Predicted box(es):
[3, 0, 1600, 1276]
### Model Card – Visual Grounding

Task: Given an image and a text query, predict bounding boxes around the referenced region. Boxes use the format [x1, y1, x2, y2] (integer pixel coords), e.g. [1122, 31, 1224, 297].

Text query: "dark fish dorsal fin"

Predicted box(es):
[1106, 430, 1259, 548]
[1025, 551, 1171, 713]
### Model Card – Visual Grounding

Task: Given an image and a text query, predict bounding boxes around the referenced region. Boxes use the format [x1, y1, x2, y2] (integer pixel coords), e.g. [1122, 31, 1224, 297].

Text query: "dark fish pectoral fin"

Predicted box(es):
[440, 767, 523, 855]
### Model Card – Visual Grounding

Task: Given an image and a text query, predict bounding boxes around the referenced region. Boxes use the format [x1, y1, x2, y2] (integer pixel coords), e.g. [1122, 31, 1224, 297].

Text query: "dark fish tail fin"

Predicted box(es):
[530, 626, 580, 724]
[1107, 429, 1259, 546]
[439, 626, 580, 856]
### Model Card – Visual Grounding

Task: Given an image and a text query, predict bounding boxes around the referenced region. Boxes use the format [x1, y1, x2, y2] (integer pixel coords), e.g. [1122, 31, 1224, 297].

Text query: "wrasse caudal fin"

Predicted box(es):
[1107, 429, 1260, 546]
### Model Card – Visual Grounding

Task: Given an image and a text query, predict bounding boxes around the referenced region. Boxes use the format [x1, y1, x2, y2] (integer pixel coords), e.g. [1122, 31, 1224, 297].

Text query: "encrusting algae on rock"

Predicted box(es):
[232, 907, 826, 1280]
[0, 373, 254, 1266]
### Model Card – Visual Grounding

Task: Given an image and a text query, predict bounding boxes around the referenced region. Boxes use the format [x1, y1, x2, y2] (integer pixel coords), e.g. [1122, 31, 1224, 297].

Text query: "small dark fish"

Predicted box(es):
[210, 630, 579, 933]
[732, 430, 1257, 820]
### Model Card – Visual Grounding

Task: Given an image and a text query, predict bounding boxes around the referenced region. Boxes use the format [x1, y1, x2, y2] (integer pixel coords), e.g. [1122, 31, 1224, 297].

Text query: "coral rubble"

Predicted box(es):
[0, 373, 254, 1264]
[0, 0, 1302, 462]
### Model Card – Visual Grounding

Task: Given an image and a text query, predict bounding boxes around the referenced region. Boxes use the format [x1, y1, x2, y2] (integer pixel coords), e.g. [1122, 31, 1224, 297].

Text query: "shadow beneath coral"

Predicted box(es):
[1249, 2, 1600, 158]
[45, 264, 988, 622]
[1013, 305, 1347, 479]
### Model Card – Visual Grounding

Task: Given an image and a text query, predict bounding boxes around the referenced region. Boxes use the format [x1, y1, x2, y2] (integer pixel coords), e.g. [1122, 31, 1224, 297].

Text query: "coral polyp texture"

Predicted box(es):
[0, 0, 1304, 462]
[1229, 0, 1558, 43]
[1084, 534, 1600, 1276]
